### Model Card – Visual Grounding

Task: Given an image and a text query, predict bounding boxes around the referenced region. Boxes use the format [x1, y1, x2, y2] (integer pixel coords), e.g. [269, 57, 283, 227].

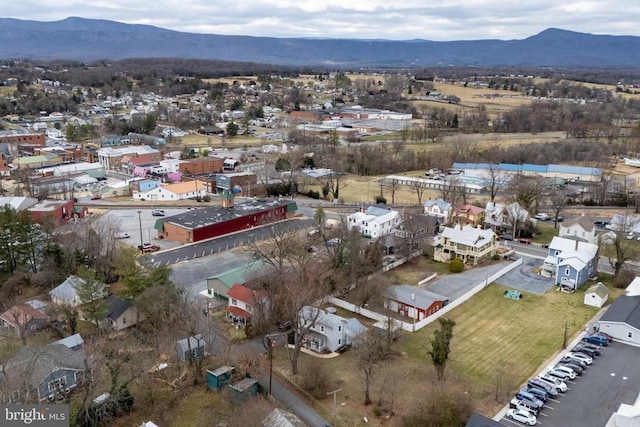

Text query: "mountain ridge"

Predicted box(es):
[0, 17, 639, 68]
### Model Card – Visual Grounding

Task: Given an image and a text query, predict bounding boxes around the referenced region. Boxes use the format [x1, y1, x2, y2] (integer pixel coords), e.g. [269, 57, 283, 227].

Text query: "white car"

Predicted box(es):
[114, 232, 130, 239]
[506, 409, 537, 426]
[546, 368, 574, 381]
[538, 375, 568, 392]
[553, 365, 577, 379]
[567, 351, 593, 365]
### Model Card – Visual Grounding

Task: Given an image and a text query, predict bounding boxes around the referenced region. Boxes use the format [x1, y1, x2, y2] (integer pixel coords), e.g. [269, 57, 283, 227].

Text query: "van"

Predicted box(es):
[583, 334, 609, 346]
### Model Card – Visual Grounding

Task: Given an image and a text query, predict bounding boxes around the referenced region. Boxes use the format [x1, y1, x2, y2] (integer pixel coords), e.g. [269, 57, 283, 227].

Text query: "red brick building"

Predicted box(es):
[179, 157, 224, 175]
[28, 199, 86, 223]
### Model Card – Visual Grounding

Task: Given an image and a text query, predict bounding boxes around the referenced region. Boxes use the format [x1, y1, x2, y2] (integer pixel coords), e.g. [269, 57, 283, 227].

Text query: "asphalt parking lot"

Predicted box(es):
[496, 256, 555, 295]
[500, 342, 640, 426]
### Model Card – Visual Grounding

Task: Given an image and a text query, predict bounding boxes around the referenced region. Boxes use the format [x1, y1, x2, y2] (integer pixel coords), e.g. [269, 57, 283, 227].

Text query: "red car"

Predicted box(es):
[517, 238, 532, 244]
[139, 244, 160, 253]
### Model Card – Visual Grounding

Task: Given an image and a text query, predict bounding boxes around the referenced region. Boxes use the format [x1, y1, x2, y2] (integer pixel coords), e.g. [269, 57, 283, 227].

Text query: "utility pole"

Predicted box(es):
[137, 210, 143, 250]
[562, 320, 568, 349]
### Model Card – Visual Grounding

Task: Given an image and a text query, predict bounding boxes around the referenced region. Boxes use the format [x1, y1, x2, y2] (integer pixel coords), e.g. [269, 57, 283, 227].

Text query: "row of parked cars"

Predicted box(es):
[505, 332, 611, 425]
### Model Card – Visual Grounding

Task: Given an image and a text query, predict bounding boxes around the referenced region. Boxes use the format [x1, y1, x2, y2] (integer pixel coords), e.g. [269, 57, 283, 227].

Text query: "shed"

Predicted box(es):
[262, 408, 307, 427]
[176, 335, 206, 362]
[584, 282, 609, 308]
[228, 377, 259, 404]
[207, 366, 235, 391]
[598, 295, 640, 345]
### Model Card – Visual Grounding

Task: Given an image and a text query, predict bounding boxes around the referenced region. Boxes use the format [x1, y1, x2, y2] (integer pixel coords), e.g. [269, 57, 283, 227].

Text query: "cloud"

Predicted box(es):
[4, 1, 640, 41]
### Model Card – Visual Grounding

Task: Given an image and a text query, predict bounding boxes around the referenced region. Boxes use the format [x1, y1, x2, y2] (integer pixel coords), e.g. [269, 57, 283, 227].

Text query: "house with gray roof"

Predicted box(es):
[598, 295, 640, 345]
[384, 284, 449, 322]
[424, 198, 452, 223]
[52, 333, 84, 351]
[560, 214, 597, 244]
[176, 335, 206, 362]
[541, 236, 598, 290]
[298, 306, 367, 354]
[584, 282, 609, 308]
[0, 344, 86, 403]
[50, 275, 95, 307]
[100, 295, 142, 331]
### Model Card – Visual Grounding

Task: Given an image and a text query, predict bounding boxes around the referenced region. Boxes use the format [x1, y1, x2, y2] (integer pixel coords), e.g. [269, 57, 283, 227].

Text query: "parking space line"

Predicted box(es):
[548, 397, 560, 402]
[539, 412, 549, 416]
[543, 405, 554, 410]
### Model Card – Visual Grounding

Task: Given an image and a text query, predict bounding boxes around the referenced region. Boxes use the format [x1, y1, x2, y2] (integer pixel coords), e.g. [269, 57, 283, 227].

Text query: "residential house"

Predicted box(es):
[52, 333, 84, 351]
[394, 214, 439, 248]
[610, 392, 640, 426]
[132, 180, 208, 201]
[49, 275, 107, 308]
[484, 201, 529, 235]
[346, 205, 400, 238]
[598, 295, 640, 345]
[383, 284, 449, 322]
[176, 335, 206, 362]
[584, 282, 609, 308]
[424, 198, 452, 223]
[434, 224, 498, 266]
[454, 204, 485, 227]
[559, 214, 597, 244]
[0, 196, 39, 212]
[101, 295, 142, 331]
[541, 237, 598, 290]
[298, 306, 367, 354]
[0, 344, 86, 402]
[0, 305, 48, 336]
[226, 284, 268, 327]
[206, 260, 264, 300]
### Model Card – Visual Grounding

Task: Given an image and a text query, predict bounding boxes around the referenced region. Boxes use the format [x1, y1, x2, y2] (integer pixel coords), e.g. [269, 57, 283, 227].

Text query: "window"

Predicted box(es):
[11, 389, 20, 402]
[48, 377, 66, 392]
[629, 331, 634, 339]
[554, 251, 560, 256]
[245, 304, 252, 312]
[338, 338, 341, 345]
[191, 349, 199, 357]
[565, 267, 570, 275]
[320, 325, 325, 332]
[338, 325, 342, 332]
[231, 298, 237, 306]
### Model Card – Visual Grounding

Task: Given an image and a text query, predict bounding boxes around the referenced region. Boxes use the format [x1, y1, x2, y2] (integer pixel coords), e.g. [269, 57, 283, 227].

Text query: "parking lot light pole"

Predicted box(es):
[137, 210, 143, 251]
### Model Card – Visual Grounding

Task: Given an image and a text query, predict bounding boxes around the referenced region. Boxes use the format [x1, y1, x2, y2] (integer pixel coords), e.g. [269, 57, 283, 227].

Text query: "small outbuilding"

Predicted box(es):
[176, 335, 206, 362]
[206, 366, 235, 391]
[228, 378, 259, 405]
[584, 282, 609, 308]
[598, 295, 640, 345]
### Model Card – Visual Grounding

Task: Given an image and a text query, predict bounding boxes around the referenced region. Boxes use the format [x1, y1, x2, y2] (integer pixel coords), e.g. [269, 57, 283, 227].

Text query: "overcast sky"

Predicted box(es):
[5, 1, 640, 41]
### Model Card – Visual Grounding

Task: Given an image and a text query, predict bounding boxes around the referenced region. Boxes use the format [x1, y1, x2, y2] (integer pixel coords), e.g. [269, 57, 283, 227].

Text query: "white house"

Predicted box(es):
[560, 215, 597, 244]
[132, 180, 208, 201]
[598, 295, 640, 345]
[484, 201, 529, 233]
[299, 306, 367, 354]
[434, 224, 498, 266]
[541, 236, 598, 290]
[584, 282, 609, 308]
[225, 284, 268, 327]
[49, 275, 106, 307]
[346, 206, 400, 238]
[424, 199, 451, 222]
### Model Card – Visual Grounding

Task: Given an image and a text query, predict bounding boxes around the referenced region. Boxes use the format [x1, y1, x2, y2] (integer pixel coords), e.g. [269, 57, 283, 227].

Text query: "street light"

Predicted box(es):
[137, 210, 143, 251]
[263, 334, 278, 394]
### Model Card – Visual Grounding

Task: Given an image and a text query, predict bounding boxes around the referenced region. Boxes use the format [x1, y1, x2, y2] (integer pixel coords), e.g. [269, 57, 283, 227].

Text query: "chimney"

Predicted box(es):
[575, 240, 579, 251]
[459, 223, 463, 231]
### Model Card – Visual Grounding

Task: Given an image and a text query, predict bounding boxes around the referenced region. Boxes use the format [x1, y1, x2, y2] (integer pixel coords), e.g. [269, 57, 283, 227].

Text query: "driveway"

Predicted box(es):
[424, 261, 512, 301]
[495, 255, 555, 294]
[500, 342, 640, 427]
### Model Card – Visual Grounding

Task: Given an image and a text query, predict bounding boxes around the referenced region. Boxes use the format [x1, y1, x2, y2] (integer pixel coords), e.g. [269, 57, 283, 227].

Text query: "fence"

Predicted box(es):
[328, 257, 524, 332]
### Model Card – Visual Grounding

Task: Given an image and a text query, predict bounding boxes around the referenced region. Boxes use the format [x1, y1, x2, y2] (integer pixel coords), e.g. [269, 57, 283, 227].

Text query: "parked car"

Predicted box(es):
[534, 213, 550, 221]
[499, 234, 514, 241]
[527, 378, 558, 397]
[560, 356, 587, 369]
[546, 368, 575, 381]
[151, 209, 165, 216]
[90, 194, 102, 200]
[517, 238, 532, 244]
[515, 390, 544, 407]
[558, 361, 584, 374]
[592, 331, 614, 342]
[509, 397, 541, 414]
[138, 243, 160, 253]
[553, 364, 579, 378]
[583, 334, 609, 347]
[506, 409, 537, 426]
[537, 375, 568, 392]
[566, 351, 593, 365]
[578, 342, 603, 355]
[115, 232, 130, 239]
[522, 387, 548, 402]
[572, 345, 599, 357]
[541, 243, 550, 248]
[593, 220, 610, 228]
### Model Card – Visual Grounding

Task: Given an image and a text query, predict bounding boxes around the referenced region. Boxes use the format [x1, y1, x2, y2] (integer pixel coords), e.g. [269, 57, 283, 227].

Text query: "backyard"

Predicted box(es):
[271, 276, 606, 426]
